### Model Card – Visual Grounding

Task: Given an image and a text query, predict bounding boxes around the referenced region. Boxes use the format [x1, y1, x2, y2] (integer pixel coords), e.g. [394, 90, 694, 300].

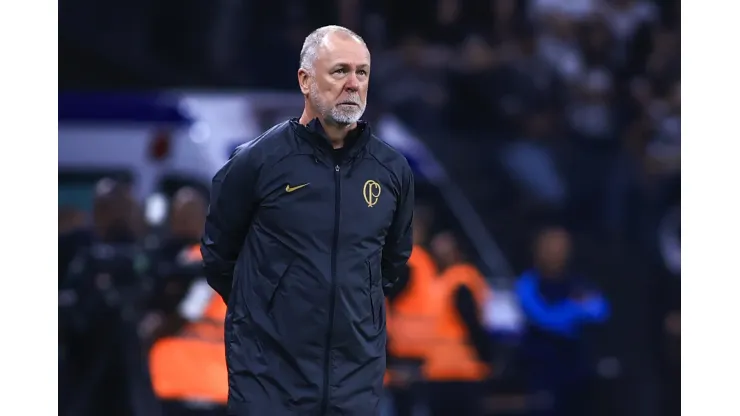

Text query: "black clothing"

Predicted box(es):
[201, 118, 414, 415]
[455, 285, 495, 363]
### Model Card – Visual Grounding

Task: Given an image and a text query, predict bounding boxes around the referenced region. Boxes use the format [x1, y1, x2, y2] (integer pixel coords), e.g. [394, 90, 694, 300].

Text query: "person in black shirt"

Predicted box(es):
[59, 178, 158, 416]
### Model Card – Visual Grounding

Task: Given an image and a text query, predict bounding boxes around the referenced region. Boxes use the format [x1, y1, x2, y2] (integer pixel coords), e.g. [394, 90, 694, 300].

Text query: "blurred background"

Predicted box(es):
[58, 0, 681, 415]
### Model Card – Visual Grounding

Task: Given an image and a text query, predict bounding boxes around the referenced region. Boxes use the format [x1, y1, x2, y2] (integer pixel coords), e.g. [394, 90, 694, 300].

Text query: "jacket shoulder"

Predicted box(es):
[231, 121, 295, 165]
[366, 135, 412, 177]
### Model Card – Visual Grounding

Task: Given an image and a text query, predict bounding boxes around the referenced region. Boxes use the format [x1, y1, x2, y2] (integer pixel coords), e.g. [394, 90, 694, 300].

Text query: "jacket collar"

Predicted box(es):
[291, 118, 371, 162]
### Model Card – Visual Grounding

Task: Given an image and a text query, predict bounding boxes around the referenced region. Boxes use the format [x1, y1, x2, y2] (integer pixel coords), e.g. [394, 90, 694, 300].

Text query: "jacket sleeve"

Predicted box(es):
[515, 275, 585, 335]
[580, 295, 610, 323]
[385, 264, 411, 301]
[201, 144, 261, 303]
[455, 285, 495, 363]
[381, 163, 414, 295]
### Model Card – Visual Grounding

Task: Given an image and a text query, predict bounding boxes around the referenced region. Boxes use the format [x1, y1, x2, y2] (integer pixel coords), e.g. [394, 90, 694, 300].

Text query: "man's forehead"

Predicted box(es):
[316, 33, 370, 67]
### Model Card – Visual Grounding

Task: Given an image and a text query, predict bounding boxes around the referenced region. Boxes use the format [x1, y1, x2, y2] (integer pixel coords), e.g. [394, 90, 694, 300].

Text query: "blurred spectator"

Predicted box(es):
[59, 206, 91, 284]
[500, 25, 565, 128]
[140, 187, 228, 416]
[600, 0, 658, 45]
[59, 178, 157, 416]
[564, 66, 625, 235]
[514, 226, 609, 416]
[142, 187, 208, 342]
[657, 205, 680, 277]
[536, 12, 585, 83]
[488, 0, 528, 43]
[386, 208, 438, 416]
[567, 67, 617, 144]
[656, 276, 680, 416]
[424, 232, 495, 416]
[530, 0, 599, 22]
[373, 34, 448, 131]
[59, 179, 139, 284]
[579, 17, 620, 73]
[644, 80, 680, 178]
[499, 105, 567, 211]
[59, 205, 86, 234]
[148, 246, 228, 416]
[650, 202, 680, 416]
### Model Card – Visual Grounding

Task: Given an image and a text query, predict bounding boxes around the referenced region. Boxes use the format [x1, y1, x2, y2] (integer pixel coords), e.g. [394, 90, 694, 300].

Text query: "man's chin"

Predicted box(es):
[329, 111, 364, 126]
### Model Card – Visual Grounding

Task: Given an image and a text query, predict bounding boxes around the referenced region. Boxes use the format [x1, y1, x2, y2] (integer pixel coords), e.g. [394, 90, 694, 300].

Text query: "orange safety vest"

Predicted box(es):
[387, 245, 439, 360]
[423, 263, 492, 382]
[384, 298, 391, 387]
[179, 244, 203, 264]
[149, 245, 228, 404]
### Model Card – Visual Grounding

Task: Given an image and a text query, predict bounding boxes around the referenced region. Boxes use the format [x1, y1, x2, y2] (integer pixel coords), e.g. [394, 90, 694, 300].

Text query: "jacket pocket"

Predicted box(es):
[366, 259, 376, 326]
[266, 260, 294, 314]
[366, 250, 384, 329]
[256, 244, 296, 314]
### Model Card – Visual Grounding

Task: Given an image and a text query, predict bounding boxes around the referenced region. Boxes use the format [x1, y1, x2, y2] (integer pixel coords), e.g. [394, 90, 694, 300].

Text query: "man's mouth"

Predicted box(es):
[338, 102, 359, 106]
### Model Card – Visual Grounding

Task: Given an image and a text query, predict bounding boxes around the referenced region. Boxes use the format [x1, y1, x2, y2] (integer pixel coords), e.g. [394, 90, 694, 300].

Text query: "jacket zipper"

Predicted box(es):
[321, 164, 341, 415]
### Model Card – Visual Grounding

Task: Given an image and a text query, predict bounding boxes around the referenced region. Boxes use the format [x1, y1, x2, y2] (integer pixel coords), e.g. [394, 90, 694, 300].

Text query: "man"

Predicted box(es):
[201, 25, 414, 416]
[147, 188, 227, 416]
[514, 226, 609, 416]
[423, 231, 495, 416]
[142, 187, 209, 342]
[59, 178, 157, 416]
[385, 208, 438, 416]
[59, 206, 93, 285]
[149, 245, 228, 416]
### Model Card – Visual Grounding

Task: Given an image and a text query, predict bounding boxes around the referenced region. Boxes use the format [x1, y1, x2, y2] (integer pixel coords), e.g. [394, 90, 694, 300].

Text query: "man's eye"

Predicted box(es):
[357, 70, 368, 76]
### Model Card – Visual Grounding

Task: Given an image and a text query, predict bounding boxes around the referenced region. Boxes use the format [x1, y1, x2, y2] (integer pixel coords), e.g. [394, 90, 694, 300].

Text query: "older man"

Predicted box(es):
[201, 26, 414, 415]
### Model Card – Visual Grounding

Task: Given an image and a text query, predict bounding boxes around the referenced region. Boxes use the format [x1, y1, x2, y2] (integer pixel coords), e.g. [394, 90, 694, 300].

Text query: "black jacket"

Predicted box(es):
[201, 118, 414, 415]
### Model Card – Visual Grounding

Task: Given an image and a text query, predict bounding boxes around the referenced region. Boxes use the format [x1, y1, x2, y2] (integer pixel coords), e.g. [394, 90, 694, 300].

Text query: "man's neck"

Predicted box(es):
[299, 109, 356, 149]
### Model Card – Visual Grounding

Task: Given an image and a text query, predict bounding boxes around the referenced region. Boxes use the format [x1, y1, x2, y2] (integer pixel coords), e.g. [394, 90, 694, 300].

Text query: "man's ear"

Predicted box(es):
[297, 69, 311, 95]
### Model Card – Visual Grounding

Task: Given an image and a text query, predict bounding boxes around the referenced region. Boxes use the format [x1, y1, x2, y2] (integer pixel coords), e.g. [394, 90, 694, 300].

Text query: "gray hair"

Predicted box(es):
[299, 26, 367, 74]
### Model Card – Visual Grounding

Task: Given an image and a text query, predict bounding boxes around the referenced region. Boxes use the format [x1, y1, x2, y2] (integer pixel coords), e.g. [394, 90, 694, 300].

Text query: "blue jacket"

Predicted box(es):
[515, 270, 609, 338]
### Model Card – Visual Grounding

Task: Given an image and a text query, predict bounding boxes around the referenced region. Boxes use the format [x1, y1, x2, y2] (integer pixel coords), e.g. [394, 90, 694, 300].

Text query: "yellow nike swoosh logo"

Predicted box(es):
[285, 183, 309, 193]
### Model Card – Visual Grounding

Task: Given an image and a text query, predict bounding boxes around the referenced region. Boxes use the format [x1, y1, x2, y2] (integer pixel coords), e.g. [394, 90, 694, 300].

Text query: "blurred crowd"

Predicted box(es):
[59, 178, 619, 416]
[61, 0, 681, 244]
[366, 0, 681, 250]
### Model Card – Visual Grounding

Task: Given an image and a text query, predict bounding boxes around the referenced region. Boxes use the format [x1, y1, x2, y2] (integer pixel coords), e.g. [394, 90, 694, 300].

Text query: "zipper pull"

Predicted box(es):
[335, 165, 340, 172]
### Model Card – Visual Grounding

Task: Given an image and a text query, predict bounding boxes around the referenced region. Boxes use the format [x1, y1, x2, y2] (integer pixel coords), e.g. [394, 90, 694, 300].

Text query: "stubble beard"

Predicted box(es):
[309, 80, 366, 126]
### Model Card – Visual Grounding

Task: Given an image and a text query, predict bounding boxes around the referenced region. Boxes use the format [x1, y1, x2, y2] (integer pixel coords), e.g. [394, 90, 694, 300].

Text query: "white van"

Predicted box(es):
[58, 92, 253, 218]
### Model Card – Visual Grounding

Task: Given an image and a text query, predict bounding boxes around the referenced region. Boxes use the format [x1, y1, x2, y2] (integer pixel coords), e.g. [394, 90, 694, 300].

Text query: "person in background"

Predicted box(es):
[385, 207, 438, 416]
[59, 178, 156, 416]
[59, 206, 91, 285]
[424, 231, 495, 416]
[59, 205, 87, 234]
[515, 226, 609, 416]
[141, 187, 208, 342]
[499, 104, 567, 212]
[140, 186, 228, 416]
[148, 245, 228, 416]
[649, 202, 680, 416]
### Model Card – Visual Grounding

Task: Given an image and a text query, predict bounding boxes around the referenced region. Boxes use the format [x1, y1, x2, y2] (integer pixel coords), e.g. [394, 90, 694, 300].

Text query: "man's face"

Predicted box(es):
[301, 33, 370, 125]
[536, 228, 571, 276]
[170, 200, 206, 240]
[430, 232, 458, 268]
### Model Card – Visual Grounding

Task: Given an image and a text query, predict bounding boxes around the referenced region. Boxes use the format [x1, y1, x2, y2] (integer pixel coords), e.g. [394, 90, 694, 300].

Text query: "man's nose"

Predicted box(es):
[344, 74, 360, 92]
